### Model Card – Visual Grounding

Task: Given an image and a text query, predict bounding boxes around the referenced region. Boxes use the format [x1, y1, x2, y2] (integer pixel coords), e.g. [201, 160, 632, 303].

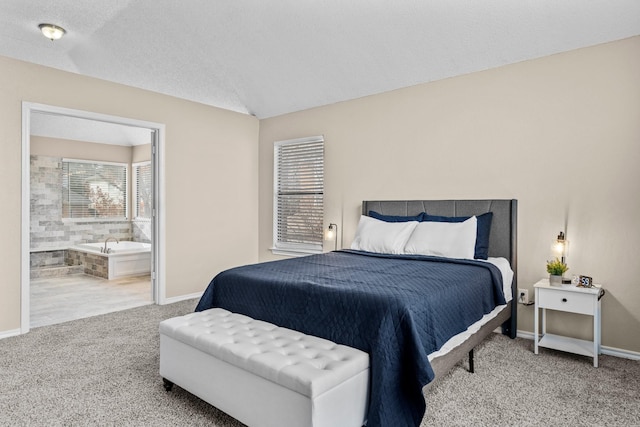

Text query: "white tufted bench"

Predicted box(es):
[159, 308, 370, 427]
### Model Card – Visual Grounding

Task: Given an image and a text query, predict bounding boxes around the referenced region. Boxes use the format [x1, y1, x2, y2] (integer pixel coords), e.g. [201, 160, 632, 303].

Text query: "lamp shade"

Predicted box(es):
[325, 227, 335, 241]
[325, 223, 338, 250]
[552, 231, 568, 260]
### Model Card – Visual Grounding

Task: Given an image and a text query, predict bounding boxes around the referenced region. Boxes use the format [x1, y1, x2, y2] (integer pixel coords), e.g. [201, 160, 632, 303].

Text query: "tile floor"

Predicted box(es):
[30, 274, 152, 328]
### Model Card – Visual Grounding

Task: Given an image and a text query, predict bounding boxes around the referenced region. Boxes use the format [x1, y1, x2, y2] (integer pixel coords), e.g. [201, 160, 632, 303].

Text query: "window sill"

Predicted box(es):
[270, 247, 322, 258]
[62, 218, 129, 224]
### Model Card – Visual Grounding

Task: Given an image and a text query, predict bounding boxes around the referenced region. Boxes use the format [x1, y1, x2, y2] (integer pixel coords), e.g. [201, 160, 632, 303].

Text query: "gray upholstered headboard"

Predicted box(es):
[362, 199, 518, 338]
[362, 199, 517, 264]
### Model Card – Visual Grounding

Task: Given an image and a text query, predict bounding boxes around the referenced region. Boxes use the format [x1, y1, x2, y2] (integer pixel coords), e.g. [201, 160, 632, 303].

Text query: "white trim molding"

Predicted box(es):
[162, 292, 204, 305]
[0, 329, 22, 340]
[600, 345, 640, 361]
[21, 102, 166, 333]
[516, 330, 536, 340]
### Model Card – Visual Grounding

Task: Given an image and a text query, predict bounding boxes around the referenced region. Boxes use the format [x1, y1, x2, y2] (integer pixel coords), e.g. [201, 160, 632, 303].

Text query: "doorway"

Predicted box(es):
[21, 103, 166, 333]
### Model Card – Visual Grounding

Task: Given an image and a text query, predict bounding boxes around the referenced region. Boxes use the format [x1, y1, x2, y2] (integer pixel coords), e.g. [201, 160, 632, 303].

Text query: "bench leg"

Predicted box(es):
[468, 349, 474, 374]
[162, 378, 174, 392]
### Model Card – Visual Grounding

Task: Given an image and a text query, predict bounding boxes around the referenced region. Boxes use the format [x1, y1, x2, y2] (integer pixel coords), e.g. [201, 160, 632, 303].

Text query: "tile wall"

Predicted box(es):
[30, 155, 133, 251]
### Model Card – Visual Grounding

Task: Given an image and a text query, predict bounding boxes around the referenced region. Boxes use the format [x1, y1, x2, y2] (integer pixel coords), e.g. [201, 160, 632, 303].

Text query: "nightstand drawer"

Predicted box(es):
[537, 288, 595, 315]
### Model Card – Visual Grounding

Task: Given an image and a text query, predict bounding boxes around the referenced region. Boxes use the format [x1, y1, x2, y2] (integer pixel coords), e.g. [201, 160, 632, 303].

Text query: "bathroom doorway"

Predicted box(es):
[21, 103, 166, 333]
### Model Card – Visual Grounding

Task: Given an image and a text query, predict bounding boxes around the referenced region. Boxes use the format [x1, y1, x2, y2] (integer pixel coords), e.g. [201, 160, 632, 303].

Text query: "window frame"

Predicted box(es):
[61, 158, 129, 222]
[272, 135, 325, 257]
[132, 161, 152, 221]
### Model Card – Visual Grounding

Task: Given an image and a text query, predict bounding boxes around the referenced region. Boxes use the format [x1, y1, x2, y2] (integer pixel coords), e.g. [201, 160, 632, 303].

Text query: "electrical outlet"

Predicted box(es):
[518, 288, 529, 305]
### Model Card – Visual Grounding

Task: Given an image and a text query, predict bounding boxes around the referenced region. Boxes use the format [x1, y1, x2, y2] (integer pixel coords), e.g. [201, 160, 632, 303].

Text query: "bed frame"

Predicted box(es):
[362, 199, 517, 386]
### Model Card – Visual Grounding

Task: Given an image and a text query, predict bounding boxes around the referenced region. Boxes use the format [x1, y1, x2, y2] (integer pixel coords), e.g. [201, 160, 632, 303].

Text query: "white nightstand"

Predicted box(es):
[534, 279, 605, 367]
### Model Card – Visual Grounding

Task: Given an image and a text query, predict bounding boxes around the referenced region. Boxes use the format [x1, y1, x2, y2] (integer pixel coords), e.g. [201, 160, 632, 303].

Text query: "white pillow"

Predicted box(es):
[351, 215, 419, 254]
[404, 216, 477, 259]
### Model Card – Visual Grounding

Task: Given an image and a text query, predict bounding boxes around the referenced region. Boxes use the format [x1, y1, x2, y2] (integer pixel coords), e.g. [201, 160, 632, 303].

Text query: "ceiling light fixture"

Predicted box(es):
[39, 23, 66, 41]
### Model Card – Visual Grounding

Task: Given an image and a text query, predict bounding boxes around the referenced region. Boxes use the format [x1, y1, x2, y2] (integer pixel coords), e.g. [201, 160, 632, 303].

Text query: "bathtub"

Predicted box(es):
[68, 241, 151, 280]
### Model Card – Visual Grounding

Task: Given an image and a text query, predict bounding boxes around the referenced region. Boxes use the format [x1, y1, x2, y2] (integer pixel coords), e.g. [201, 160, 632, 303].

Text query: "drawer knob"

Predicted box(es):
[562, 298, 567, 303]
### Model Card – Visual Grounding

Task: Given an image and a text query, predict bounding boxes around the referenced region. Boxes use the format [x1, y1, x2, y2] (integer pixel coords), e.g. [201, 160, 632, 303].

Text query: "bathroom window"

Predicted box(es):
[133, 162, 152, 220]
[62, 159, 128, 220]
[272, 136, 324, 256]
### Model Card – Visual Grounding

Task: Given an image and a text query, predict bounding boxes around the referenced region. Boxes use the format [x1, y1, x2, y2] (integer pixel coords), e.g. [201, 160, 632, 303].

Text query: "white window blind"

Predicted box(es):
[273, 136, 324, 255]
[62, 159, 128, 219]
[133, 162, 152, 220]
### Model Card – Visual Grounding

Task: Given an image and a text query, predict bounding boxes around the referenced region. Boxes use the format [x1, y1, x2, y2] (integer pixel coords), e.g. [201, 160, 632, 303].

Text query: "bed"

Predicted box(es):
[195, 199, 517, 427]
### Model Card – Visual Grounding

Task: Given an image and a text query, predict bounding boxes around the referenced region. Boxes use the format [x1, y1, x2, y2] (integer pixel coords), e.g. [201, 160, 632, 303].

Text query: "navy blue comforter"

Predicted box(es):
[196, 250, 505, 427]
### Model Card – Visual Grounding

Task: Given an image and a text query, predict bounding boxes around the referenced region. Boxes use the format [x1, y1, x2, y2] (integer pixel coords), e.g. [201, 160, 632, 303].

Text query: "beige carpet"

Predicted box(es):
[1, 299, 638, 426]
[421, 333, 640, 426]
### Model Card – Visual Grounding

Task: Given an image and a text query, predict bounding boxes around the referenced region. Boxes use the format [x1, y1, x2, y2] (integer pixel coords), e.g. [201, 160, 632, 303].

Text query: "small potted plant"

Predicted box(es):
[547, 258, 568, 286]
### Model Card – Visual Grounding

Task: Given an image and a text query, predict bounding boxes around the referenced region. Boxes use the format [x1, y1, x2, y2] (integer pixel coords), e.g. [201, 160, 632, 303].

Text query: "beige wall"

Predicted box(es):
[259, 37, 640, 352]
[0, 55, 259, 332]
[132, 143, 151, 163]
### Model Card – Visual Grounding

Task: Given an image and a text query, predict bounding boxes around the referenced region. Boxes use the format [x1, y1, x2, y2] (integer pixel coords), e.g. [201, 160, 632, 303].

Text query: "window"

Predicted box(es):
[273, 136, 324, 256]
[62, 159, 128, 220]
[133, 162, 152, 220]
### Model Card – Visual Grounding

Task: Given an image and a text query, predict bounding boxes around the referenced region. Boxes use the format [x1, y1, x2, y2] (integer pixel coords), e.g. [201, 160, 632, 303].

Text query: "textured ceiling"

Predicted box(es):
[2, 1, 639, 119]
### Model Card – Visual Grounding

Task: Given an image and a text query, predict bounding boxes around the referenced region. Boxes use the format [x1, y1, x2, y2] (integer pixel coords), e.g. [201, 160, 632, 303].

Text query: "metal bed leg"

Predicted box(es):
[468, 349, 474, 373]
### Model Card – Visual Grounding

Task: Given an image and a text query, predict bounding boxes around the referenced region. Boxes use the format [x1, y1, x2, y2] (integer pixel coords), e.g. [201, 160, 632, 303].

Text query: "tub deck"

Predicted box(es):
[67, 241, 151, 280]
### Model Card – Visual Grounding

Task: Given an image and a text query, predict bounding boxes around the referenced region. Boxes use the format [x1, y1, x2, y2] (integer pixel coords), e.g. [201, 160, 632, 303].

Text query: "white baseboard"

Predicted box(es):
[600, 345, 640, 361]
[161, 291, 203, 305]
[516, 329, 640, 361]
[0, 328, 22, 340]
[517, 330, 536, 340]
